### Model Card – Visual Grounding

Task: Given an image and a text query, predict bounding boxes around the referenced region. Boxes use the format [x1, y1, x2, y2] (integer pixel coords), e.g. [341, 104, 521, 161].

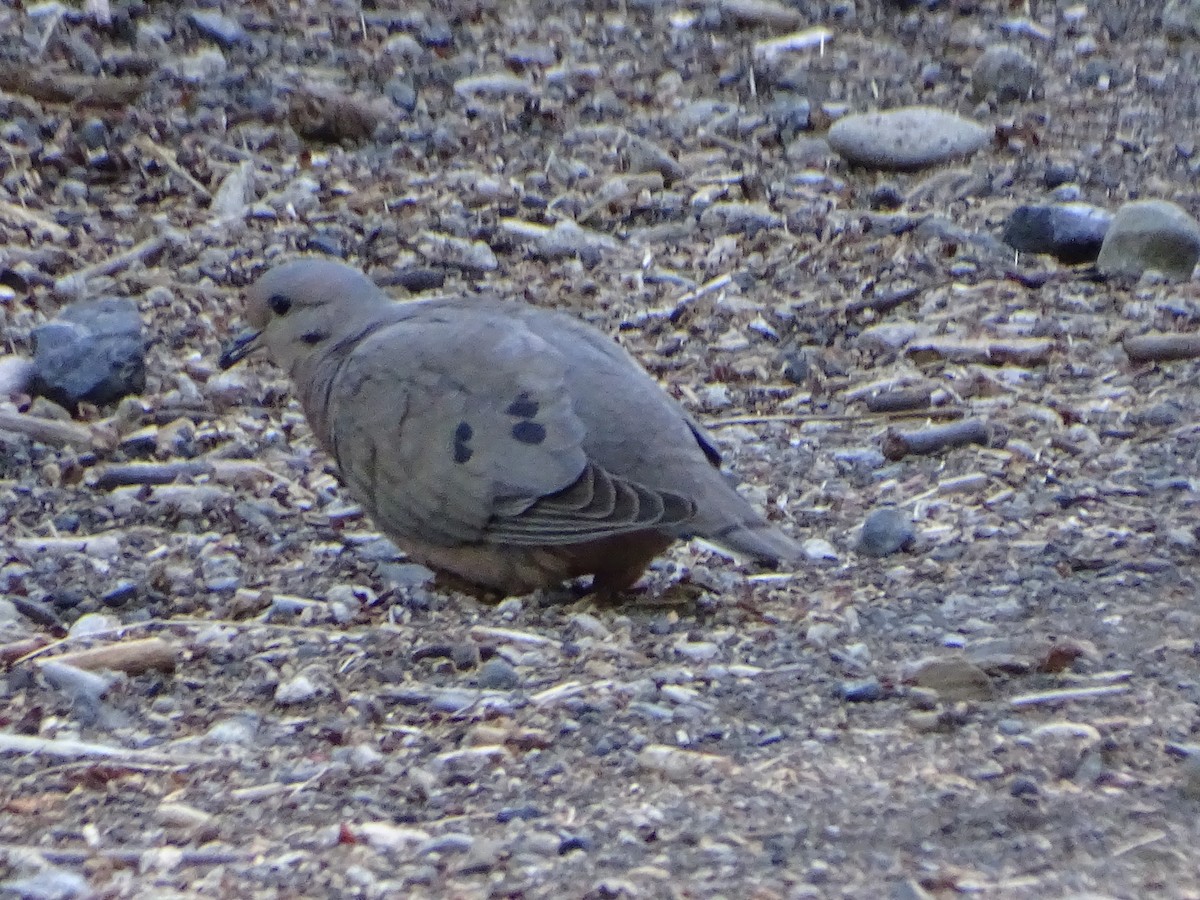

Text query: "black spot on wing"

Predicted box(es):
[511, 420, 547, 445]
[505, 392, 540, 419]
[453, 421, 474, 464]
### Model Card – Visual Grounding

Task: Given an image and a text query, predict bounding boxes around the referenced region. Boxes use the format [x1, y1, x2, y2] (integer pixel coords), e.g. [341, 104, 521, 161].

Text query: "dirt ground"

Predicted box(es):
[3, 0, 1200, 897]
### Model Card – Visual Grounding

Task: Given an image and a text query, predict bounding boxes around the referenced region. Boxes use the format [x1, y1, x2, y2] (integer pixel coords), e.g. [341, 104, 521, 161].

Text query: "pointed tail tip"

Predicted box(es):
[704, 521, 804, 569]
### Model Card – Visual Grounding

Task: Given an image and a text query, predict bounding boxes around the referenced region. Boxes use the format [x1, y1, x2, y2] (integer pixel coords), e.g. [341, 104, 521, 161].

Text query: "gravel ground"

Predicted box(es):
[3, 0, 1200, 897]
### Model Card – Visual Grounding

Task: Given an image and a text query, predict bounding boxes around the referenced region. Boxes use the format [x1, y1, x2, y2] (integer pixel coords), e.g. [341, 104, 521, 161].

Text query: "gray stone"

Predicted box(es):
[1002, 203, 1112, 264]
[30, 296, 146, 408]
[1164, 0, 1200, 40]
[186, 9, 249, 48]
[859, 506, 915, 557]
[971, 44, 1039, 102]
[1097, 199, 1200, 280]
[827, 107, 989, 170]
[477, 657, 520, 690]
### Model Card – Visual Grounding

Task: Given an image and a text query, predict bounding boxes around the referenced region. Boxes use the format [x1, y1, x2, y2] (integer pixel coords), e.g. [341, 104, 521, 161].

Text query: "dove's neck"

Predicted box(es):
[291, 303, 400, 446]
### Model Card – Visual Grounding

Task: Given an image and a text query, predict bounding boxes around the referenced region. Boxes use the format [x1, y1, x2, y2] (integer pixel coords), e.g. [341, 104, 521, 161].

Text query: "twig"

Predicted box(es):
[864, 387, 932, 413]
[54, 231, 181, 295]
[882, 418, 992, 460]
[39, 637, 177, 675]
[0, 733, 200, 763]
[0, 844, 246, 867]
[90, 460, 213, 489]
[629, 273, 735, 324]
[705, 408, 965, 428]
[907, 336, 1054, 367]
[1009, 684, 1131, 707]
[1123, 332, 1200, 363]
[0, 409, 96, 447]
[0, 199, 70, 240]
[132, 134, 212, 198]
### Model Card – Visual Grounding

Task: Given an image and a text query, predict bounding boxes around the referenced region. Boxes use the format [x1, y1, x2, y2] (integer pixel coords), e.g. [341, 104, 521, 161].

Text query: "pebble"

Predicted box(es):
[858, 321, 921, 353]
[0, 867, 90, 900]
[859, 507, 915, 557]
[827, 107, 989, 170]
[840, 678, 885, 702]
[1096, 199, 1200, 280]
[802, 537, 839, 562]
[0, 355, 33, 396]
[0, 598, 18, 625]
[1002, 202, 1112, 264]
[205, 715, 258, 745]
[971, 44, 1039, 102]
[274, 674, 319, 705]
[453, 73, 533, 100]
[1043, 161, 1077, 189]
[40, 660, 114, 704]
[902, 656, 994, 701]
[166, 47, 228, 83]
[186, 9, 248, 48]
[476, 657, 520, 690]
[30, 297, 146, 408]
[68, 612, 119, 637]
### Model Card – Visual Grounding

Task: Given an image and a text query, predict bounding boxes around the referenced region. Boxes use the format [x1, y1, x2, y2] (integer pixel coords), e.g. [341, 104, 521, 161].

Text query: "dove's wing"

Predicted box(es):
[316, 304, 694, 548]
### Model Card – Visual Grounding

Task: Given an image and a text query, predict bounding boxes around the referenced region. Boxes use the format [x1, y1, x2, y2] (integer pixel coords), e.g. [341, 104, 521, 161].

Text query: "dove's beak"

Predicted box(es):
[219, 328, 264, 369]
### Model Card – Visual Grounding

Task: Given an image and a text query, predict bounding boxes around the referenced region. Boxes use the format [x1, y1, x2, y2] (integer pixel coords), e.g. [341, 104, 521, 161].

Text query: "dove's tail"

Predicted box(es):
[683, 480, 803, 567]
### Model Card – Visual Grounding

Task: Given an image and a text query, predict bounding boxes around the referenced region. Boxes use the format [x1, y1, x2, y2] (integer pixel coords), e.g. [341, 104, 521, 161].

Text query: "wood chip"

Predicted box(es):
[41, 637, 178, 675]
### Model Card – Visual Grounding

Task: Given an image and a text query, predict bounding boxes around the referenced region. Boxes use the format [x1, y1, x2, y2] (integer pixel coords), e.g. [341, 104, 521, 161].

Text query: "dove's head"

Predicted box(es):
[220, 259, 388, 372]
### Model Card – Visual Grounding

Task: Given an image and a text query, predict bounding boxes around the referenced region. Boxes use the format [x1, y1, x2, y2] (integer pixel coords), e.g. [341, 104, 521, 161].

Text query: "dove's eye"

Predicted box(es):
[268, 294, 292, 315]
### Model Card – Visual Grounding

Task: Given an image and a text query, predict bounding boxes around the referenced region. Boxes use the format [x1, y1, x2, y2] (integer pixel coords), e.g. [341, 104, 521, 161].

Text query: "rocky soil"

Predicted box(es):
[3, 0, 1200, 897]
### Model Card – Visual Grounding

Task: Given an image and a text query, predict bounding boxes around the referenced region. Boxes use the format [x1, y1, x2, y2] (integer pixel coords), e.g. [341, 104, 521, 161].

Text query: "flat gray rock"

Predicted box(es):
[827, 107, 989, 170]
[1097, 199, 1200, 280]
[30, 296, 146, 408]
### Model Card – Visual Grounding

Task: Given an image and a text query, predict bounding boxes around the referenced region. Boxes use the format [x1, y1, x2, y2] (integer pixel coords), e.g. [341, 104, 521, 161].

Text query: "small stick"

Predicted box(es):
[705, 408, 966, 428]
[1123, 333, 1200, 363]
[40, 637, 177, 675]
[907, 337, 1054, 367]
[845, 284, 923, 316]
[864, 387, 932, 413]
[0, 636, 51, 665]
[0, 409, 96, 447]
[0, 199, 70, 240]
[1009, 684, 1130, 706]
[91, 460, 213, 489]
[132, 135, 212, 198]
[882, 418, 991, 460]
[54, 231, 179, 294]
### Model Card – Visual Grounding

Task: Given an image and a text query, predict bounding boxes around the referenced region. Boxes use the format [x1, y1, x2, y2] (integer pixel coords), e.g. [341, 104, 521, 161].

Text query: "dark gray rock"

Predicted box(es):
[1002, 202, 1112, 264]
[1097, 199, 1200, 280]
[477, 657, 520, 690]
[30, 297, 146, 408]
[859, 506, 915, 557]
[971, 44, 1039, 102]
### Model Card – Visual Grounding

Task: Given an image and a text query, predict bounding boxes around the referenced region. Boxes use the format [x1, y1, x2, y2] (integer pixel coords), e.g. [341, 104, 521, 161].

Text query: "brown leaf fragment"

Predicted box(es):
[1122, 332, 1200, 363]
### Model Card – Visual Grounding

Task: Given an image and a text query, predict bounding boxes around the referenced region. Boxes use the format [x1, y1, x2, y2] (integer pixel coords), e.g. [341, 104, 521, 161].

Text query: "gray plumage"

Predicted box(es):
[221, 258, 801, 594]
